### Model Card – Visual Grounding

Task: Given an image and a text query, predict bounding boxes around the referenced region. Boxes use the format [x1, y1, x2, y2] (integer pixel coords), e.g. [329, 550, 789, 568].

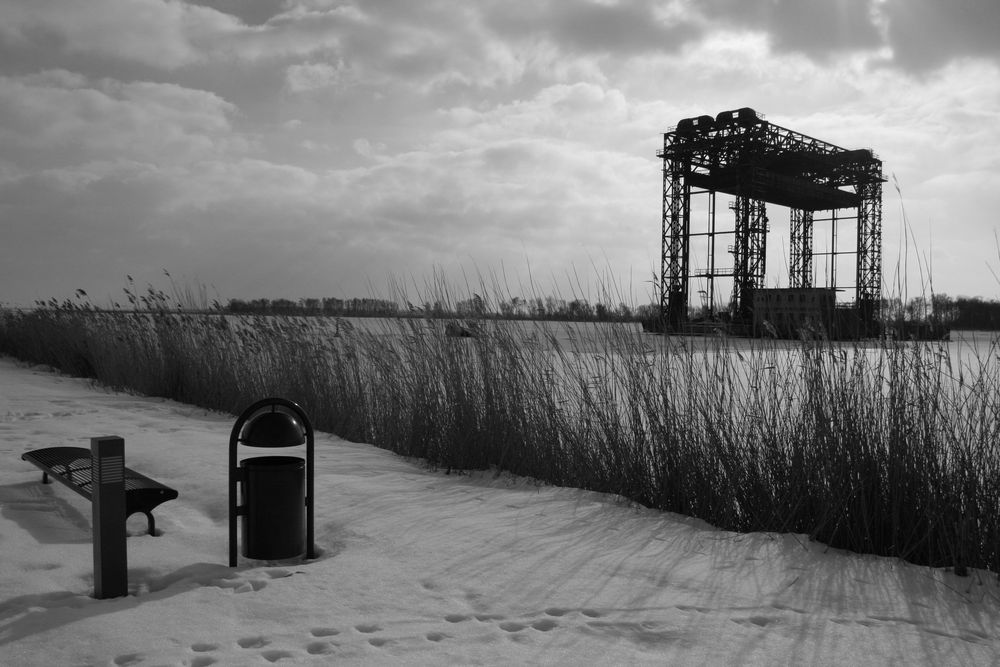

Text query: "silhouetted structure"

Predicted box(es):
[753, 287, 836, 338]
[657, 108, 885, 337]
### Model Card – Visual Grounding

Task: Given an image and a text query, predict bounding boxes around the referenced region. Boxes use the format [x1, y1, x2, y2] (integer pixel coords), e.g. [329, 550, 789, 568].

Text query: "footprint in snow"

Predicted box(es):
[474, 613, 505, 621]
[531, 619, 558, 632]
[190, 643, 218, 652]
[310, 627, 340, 637]
[307, 641, 337, 655]
[499, 621, 527, 632]
[237, 635, 270, 649]
[261, 648, 296, 662]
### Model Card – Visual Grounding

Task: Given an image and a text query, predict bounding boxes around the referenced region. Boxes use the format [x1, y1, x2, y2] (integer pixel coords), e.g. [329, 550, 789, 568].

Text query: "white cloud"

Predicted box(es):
[439, 83, 639, 151]
[0, 0, 355, 70]
[285, 61, 351, 92]
[879, 0, 1000, 72]
[0, 72, 242, 168]
[0, 0, 241, 69]
[352, 138, 373, 158]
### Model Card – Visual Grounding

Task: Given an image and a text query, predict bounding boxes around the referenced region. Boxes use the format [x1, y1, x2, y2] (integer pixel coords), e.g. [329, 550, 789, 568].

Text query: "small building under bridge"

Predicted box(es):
[752, 288, 835, 338]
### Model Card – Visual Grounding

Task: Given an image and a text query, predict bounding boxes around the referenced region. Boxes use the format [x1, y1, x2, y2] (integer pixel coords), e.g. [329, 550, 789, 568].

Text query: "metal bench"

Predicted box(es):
[21, 446, 179, 536]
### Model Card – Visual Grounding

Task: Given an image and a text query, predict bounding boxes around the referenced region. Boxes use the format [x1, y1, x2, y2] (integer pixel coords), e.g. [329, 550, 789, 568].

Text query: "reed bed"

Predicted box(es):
[2, 290, 999, 575]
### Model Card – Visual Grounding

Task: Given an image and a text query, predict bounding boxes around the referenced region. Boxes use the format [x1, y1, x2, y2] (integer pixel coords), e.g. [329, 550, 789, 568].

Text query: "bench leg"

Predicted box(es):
[144, 511, 156, 536]
[41, 472, 50, 484]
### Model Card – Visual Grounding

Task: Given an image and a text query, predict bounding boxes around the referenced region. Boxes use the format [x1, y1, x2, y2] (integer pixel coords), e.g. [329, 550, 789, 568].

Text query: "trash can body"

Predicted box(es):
[241, 456, 305, 559]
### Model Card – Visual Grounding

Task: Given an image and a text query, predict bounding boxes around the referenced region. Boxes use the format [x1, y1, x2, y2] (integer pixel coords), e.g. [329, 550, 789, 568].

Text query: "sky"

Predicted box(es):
[1, 0, 999, 308]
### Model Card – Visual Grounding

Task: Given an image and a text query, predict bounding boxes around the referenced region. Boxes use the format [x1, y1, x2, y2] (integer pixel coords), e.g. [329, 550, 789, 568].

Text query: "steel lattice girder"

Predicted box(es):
[658, 107, 885, 329]
[856, 181, 883, 308]
[790, 209, 814, 289]
[731, 196, 768, 315]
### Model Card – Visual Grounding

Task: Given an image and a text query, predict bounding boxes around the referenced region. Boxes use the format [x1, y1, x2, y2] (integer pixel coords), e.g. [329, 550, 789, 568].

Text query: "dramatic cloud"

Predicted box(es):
[690, 0, 1000, 72]
[485, 0, 703, 57]
[286, 60, 352, 92]
[0, 71, 241, 170]
[698, 0, 883, 58]
[0, 0, 240, 69]
[187, 0, 287, 26]
[881, 0, 1000, 72]
[0, 0, 997, 306]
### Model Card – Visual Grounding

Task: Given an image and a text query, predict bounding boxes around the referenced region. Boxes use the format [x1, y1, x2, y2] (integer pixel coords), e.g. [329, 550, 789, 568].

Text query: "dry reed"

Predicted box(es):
[1, 283, 998, 575]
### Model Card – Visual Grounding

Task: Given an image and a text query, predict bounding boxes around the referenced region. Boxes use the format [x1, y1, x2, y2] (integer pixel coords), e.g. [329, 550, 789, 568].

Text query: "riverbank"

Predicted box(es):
[2, 304, 999, 574]
[1, 357, 998, 665]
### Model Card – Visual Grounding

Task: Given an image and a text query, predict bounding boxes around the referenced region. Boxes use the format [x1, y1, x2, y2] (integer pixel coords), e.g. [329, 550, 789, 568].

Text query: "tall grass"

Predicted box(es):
[1, 284, 999, 575]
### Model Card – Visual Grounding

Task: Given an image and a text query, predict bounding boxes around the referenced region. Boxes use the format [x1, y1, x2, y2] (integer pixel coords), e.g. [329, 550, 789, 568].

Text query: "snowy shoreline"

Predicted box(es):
[1, 357, 998, 665]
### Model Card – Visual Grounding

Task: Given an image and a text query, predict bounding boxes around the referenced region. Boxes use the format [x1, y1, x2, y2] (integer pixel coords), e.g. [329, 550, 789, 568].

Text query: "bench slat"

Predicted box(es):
[21, 446, 179, 536]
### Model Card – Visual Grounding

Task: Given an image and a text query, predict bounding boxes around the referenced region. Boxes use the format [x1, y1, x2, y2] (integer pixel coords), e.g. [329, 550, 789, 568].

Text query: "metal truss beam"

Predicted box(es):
[730, 196, 768, 317]
[856, 181, 883, 328]
[660, 156, 690, 327]
[790, 209, 814, 288]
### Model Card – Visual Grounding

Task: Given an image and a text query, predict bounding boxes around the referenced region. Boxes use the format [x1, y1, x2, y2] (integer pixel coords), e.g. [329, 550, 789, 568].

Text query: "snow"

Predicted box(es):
[0, 357, 998, 666]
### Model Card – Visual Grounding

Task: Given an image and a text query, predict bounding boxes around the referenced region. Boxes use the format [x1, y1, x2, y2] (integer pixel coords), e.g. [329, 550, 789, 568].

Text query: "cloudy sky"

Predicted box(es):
[1, 0, 998, 308]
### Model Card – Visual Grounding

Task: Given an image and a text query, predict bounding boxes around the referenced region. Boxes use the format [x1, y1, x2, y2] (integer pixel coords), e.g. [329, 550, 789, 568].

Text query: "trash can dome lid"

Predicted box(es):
[241, 410, 305, 447]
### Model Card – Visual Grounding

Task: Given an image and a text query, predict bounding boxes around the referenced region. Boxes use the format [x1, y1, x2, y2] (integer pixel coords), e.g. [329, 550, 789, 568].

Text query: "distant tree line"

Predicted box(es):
[452, 295, 658, 322]
[884, 294, 1000, 330]
[226, 297, 399, 316]
[225, 295, 661, 322]
[223, 293, 1000, 329]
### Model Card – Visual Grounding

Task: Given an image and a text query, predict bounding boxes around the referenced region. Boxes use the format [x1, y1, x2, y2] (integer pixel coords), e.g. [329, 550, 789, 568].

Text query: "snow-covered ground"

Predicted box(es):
[1, 357, 998, 666]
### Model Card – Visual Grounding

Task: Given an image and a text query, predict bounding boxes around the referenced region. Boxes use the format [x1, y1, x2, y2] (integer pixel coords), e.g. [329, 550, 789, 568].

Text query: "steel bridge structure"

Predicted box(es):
[658, 107, 885, 335]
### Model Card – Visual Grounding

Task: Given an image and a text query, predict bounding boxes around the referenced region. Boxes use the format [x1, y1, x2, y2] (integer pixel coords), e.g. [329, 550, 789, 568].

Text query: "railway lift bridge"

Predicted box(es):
[658, 107, 885, 336]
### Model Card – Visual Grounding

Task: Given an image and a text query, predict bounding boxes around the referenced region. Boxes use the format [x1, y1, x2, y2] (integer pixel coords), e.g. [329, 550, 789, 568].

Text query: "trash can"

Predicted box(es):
[229, 397, 316, 567]
[240, 456, 305, 560]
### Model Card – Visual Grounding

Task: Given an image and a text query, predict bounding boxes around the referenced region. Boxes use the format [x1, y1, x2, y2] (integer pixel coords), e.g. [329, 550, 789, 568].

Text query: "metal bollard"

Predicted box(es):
[91, 436, 127, 599]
